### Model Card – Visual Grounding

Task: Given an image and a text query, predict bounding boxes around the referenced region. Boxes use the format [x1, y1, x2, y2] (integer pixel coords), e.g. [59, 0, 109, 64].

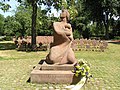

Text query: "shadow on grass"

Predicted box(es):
[0, 43, 16, 50]
[27, 77, 31, 83]
[108, 40, 120, 44]
[109, 42, 120, 44]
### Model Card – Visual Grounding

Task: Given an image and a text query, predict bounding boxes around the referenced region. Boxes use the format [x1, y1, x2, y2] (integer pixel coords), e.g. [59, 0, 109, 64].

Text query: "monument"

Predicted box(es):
[30, 9, 80, 84]
[46, 9, 77, 65]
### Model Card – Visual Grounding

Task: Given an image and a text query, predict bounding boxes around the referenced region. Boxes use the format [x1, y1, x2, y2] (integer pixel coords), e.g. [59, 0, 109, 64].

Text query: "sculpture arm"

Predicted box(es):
[63, 28, 71, 36]
[53, 22, 64, 35]
[64, 24, 73, 41]
[53, 22, 71, 36]
[64, 23, 72, 36]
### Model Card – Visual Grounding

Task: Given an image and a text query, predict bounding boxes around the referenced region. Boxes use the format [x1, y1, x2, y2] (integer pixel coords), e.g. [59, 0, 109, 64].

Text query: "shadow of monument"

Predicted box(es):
[109, 41, 120, 44]
[71, 75, 83, 84]
[38, 59, 46, 64]
[27, 77, 31, 83]
[107, 40, 120, 45]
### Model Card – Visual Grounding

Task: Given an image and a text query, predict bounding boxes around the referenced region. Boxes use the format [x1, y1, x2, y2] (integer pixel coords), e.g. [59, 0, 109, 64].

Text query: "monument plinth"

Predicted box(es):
[30, 61, 80, 84]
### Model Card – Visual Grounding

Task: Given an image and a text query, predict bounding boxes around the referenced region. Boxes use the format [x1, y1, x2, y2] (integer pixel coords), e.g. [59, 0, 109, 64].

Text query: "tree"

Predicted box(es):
[25, 0, 37, 49]
[60, 0, 91, 39]
[0, 1, 11, 12]
[19, 0, 57, 49]
[0, 14, 4, 36]
[0, 0, 67, 49]
[15, 5, 32, 37]
[83, 0, 120, 39]
[2, 0, 119, 42]
[3, 16, 21, 37]
[1, 0, 38, 49]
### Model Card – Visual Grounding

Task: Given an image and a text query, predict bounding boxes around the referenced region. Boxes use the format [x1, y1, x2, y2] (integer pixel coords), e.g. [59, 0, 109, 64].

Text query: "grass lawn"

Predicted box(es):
[0, 41, 120, 90]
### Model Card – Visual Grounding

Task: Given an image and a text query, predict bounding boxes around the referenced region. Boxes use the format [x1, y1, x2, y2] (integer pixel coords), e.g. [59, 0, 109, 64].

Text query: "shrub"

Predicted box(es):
[4, 36, 12, 41]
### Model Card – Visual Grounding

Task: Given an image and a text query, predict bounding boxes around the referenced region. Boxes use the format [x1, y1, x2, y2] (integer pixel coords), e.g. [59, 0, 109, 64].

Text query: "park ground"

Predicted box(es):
[0, 41, 120, 90]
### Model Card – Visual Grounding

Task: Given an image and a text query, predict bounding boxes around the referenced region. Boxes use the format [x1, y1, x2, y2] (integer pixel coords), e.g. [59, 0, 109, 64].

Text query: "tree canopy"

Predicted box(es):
[0, 0, 120, 41]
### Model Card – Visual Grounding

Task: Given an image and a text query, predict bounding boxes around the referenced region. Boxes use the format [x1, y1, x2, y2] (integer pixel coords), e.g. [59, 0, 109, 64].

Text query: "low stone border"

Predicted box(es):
[65, 77, 86, 90]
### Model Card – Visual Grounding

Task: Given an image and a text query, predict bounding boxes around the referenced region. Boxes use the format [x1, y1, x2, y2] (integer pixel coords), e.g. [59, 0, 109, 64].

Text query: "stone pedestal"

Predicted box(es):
[30, 60, 80, 84]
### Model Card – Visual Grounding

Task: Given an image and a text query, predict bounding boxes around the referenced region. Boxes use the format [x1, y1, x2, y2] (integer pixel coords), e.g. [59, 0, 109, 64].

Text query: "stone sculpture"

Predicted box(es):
[30, 10, 83, 84]
[46, 9, 77, 65]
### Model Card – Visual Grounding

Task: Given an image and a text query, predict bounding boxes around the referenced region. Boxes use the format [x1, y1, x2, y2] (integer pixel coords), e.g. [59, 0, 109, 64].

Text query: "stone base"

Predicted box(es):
[30, 61, 80, 84]
[31, 70, 80, 84]
[34, 63, 74, 71]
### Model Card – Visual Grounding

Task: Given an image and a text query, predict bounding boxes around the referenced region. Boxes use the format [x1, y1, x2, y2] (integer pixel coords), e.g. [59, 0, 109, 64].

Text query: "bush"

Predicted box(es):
[73, 30, 81, 39]
[0, 36, 6, 41]
[4, 36, 12, 41]
[113, 36, 120, 40]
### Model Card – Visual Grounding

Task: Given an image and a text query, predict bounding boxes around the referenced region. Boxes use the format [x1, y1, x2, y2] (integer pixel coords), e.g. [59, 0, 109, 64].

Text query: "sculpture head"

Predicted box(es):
[60, 9, 70, 22]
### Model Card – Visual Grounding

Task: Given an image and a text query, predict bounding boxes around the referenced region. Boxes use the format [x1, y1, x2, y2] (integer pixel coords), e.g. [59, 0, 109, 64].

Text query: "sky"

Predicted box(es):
[0, 0, 20, 17]
[0, 0, 60, 17]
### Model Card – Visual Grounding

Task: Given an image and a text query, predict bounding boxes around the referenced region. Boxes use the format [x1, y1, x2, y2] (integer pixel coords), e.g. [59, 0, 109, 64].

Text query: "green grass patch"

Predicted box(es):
[0, 41, 120, 90]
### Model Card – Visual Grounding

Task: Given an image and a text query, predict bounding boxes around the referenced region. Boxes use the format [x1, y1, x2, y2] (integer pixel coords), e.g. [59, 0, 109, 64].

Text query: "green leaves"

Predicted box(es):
[17, 0, 22, 3]
[3, 16, 22, 36]
[0, 0, 119, 40]
[68, 6, 78, 20]
[0, 14, 4, 35]
[0, 3, 11, 12]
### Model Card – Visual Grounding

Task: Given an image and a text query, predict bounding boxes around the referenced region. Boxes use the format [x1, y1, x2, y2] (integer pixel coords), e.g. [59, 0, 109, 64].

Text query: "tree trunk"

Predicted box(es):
[105, 23, 109, 40]
[104, 12, 109, 40]
[31, 1, 37, 50]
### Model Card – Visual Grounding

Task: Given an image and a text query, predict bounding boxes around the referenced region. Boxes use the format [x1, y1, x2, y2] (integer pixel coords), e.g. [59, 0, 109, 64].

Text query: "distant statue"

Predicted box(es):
[46, 9, 77, 65]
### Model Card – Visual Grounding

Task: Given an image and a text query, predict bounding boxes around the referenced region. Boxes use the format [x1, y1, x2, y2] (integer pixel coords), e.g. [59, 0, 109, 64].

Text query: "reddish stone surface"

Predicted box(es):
[45, 10, 77, 65]
[34, 63, 74, 71]
[30, 69, 80, 84]
[30, 61, 80, 84]
[30, 10, 79, 84]
[31, 70, 74, 84]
